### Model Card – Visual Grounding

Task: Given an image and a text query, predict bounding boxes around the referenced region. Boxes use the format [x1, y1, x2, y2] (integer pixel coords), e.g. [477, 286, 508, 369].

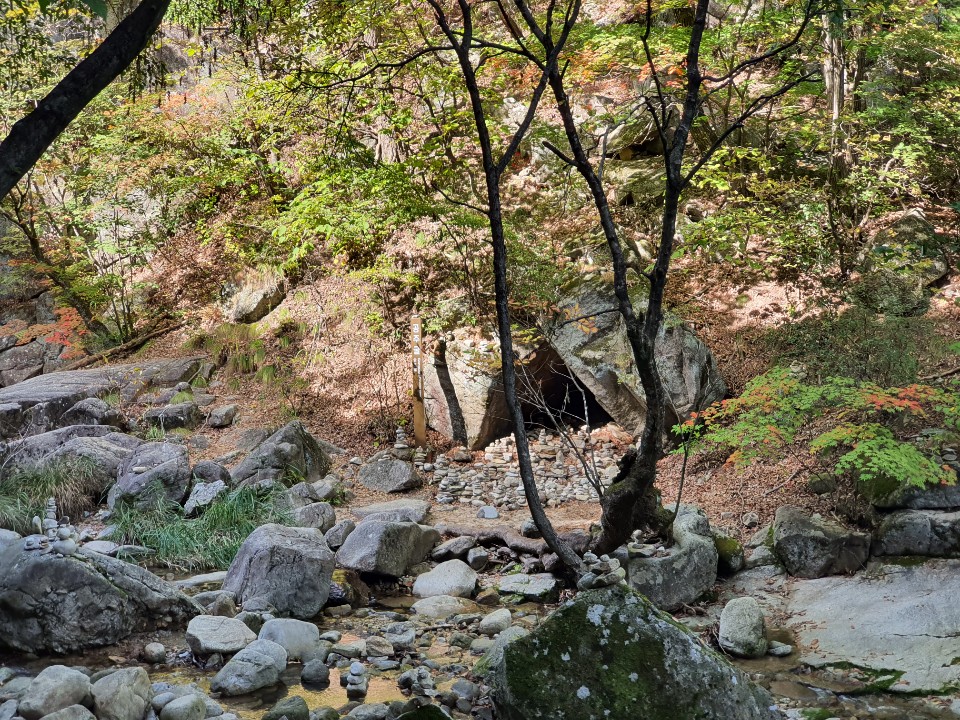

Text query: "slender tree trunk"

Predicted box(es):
[427, 0, 583, 571]
[545, 0, 710, 552]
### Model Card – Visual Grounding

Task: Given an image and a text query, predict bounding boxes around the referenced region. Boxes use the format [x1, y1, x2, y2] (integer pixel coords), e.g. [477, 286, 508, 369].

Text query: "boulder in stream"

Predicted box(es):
[482, 585, 777, 720]
[0, 545, 201, 654]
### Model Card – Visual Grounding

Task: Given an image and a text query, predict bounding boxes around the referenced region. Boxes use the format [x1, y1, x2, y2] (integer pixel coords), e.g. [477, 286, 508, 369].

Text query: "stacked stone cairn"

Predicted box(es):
[577, 552, 628, 590]
[432, 426, 627, 509]
[343, 661, 368, 699]
[398, 666, 437, 698]
[22, 498, 82, 556]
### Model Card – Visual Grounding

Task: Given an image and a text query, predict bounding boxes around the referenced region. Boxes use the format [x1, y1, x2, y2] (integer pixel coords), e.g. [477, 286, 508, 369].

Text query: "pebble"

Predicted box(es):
[142, 643, 166, 664]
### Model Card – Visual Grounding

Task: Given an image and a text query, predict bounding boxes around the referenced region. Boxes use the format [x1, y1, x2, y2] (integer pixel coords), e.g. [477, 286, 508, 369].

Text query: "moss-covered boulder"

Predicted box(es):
[712, 529, 745, 575]
[850, 208, 949, 317]
[484, 585, 778, 720]
[856, 470, 960, 510]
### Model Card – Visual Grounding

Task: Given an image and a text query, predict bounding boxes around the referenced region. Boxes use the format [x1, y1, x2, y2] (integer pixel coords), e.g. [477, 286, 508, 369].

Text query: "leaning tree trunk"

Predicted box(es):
[0, 0, 171, 200]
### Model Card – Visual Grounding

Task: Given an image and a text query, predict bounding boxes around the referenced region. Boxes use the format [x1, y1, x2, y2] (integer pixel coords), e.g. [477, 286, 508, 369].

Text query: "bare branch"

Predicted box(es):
[542, 139, 576, 166]
[703, 0, 820, 85]
[681, 70, 818, 187]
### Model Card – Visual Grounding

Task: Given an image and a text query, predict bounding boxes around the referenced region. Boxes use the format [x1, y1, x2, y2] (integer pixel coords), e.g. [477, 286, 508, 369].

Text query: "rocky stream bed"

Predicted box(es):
[2, 358, 960, 719]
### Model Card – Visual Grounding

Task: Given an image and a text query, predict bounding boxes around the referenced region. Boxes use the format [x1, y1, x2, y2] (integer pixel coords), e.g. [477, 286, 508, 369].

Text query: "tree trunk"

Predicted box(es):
[0, 0, 171, 200]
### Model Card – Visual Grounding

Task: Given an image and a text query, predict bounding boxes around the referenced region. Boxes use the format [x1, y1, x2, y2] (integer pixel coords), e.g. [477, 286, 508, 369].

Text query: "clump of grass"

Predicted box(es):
[101, 392, 121, 408]
[144, 426, 166, 441]
[184, 323, 267, 378]
[0, 459, 102, 533]
[169, 390, 194, 404]
[110, 486, 292, 572]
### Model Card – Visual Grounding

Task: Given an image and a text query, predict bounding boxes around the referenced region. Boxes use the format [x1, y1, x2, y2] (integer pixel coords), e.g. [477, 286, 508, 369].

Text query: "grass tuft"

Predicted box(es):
[110, 486, 292, 571]
[0, 459, 102, 533]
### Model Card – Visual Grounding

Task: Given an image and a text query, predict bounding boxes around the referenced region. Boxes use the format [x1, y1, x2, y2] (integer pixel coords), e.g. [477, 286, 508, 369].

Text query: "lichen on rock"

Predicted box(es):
[484, 584, 778, 720]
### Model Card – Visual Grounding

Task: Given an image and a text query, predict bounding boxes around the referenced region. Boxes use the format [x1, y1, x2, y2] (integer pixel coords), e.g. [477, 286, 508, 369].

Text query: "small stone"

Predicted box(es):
[301, 660, 331, 687]
[159, 695, 206, 720]
[767, 641, 793, 657]
[478, 608, 512, 636]
[476, 506, 499, 519]
[466, 547, 489, 571]
[263, 696, 309, 720]
[142, 643, 166, 664]
[474, 588, 500, 606]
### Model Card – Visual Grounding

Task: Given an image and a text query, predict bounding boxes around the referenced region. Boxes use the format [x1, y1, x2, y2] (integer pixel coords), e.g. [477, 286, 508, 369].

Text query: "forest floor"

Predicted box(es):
[120, 264, 960, 543]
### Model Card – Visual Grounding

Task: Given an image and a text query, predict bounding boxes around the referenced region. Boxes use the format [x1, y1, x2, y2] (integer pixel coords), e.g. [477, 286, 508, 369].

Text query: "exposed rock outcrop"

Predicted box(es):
[772, 506, 870, 578]
[0, 545, 201, 654]
[546, 278, 726, 438]
[231, 421, 332, 488]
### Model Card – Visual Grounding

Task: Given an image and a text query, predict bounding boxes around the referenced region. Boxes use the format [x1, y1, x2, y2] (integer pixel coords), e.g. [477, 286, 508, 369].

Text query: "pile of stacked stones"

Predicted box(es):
[426, 427, 629, 509]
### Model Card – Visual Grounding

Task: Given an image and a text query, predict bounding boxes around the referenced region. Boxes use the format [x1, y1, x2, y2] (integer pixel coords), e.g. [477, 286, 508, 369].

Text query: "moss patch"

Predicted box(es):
[489, 586, 774, 720]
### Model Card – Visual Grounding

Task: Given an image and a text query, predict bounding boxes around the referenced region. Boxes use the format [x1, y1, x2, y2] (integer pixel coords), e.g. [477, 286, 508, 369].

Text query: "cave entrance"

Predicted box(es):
[516, 346, 612, 434]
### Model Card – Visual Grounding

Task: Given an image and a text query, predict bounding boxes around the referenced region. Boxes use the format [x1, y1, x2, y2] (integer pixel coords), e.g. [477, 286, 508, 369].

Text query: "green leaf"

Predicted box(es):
[80, 0, 109, 19]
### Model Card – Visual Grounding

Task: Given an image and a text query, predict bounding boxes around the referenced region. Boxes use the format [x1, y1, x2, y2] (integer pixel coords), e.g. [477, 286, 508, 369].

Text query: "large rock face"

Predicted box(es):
[231, 421, 332, 488]
[0, 337, 68, 388]
[1, 427, 141, 498]
[545, 279, 726, 437]
[772, 506, 870, 578]
[626, 505, 718, 611]
[422, 333, 567, 450]
[0, 544, 201, 654]
[224, 275, 285, 324]
[0, 357, 205, 439]
[484, 585, 777, 720]
[422, 335, 508, 450]
[222, 524, 335, 619]
[873, 509, 960, 557]
[859, 473, 960, 510]
[786, 559, 960, 692]
[336, 521, 438, 577]
[107, 442, 191, 510]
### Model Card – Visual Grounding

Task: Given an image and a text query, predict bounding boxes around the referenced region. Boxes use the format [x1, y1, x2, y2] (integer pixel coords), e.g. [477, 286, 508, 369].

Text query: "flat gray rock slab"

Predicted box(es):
[497, 573, 559, 601]
[786, 559, 960, 692]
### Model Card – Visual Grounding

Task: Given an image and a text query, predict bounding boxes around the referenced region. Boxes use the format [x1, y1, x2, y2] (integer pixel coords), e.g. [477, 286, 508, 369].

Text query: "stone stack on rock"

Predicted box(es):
[625, 504, 719, 610]
[576, 551, 627, 589]
[343, 662, 369, 699]
[398, 667, 437, 699]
